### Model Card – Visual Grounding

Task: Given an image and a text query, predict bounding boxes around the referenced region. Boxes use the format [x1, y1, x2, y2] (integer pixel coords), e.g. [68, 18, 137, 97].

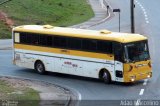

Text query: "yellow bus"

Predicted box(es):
[12, 25, 152, 83]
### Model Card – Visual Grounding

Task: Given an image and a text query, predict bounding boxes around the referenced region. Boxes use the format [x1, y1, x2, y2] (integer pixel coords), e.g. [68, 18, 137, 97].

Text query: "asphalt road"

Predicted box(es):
[1, 0, 160, 105]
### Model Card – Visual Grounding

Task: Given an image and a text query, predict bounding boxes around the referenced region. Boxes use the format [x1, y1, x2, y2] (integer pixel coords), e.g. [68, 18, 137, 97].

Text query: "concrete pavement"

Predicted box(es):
[71, 0, 111, 29]
[0, 39, 12, 50]
[91, 0, 132, 32]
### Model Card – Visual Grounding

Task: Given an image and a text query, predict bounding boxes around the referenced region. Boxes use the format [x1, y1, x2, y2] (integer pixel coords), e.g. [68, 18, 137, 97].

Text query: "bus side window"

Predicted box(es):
[114, 43, 124, 62]
[53, 36, 67, 48]
[97, 41, 112, 53]
[32, 34, 39, 45]
[68, 37, 82, 50]
[82, 39, 97, 51]
[20, 33, 27, 44]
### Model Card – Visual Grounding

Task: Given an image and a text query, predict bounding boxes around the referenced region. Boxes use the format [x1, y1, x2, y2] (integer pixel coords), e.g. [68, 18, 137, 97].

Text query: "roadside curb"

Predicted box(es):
[0, 47, 12, 50]
[87, 0, 112, 29]
[0, 75, 80, 106]
[86, 0, 113, 28]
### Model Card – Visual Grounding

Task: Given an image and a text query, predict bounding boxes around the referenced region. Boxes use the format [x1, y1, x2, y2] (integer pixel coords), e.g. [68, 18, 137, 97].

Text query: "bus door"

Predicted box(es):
[114, 43, 124, 82]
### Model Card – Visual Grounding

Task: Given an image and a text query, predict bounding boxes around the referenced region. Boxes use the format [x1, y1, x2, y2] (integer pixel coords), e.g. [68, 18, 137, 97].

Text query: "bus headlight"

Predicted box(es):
[130, 75, 136, 82]
[131, 78, 135, 82]
[147, 72, 152, 78]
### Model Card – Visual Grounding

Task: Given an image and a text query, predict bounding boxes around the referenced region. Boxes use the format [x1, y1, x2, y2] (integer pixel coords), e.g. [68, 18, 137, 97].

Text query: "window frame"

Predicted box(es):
[15, 32, 114, 54]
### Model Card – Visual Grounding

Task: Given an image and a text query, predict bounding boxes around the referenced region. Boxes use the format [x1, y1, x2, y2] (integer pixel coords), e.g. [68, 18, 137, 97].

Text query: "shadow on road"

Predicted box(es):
[16, 68, 145, 87]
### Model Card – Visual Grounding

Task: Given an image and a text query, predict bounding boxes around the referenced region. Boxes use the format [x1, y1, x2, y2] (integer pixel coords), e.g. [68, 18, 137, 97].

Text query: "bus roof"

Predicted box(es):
[13, 25, 147, 43]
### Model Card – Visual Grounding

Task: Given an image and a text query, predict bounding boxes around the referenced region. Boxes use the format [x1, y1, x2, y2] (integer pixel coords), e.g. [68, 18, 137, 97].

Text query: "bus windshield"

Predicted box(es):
[124, 40, 150, 63]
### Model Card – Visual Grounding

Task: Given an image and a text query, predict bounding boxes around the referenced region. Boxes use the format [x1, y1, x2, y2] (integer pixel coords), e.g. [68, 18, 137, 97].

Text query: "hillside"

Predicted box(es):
[0, 0, 94, 38]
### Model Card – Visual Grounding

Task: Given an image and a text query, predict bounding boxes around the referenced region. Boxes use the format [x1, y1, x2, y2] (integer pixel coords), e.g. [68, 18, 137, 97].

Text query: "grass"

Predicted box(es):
[0, 0, 94, 38]
[0, 22, 11, 39]
[0, 80, 13, 94]
[0, 80, 40, 106]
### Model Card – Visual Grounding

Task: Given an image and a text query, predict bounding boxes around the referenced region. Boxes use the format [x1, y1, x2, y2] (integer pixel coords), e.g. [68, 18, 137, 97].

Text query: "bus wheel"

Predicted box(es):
[102, 71, 111, 84]
[35, 61, 46, 74]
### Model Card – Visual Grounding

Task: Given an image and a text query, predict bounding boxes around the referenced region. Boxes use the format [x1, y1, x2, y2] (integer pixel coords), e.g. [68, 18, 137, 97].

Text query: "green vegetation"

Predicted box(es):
[0, 22, 11, 39]
[0, 80, 40, 106]
[0, 0, 94, 38]
[0, 80, 13, 93]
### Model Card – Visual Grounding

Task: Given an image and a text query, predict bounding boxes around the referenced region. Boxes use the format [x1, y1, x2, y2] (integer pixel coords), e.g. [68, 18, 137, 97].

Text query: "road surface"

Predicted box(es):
[1, 0, 160, 105]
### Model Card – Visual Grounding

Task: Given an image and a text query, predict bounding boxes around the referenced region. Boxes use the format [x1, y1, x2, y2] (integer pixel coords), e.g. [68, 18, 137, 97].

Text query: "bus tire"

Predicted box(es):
[35, 61, 46, 75]
[100, 70, 111, 84]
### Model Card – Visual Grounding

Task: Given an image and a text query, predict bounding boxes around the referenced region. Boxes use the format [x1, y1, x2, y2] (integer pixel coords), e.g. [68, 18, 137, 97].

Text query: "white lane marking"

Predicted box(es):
[135, 99, 141, 106]
[139, 89, 144, 95]
[143, 79, 148, 85]
[146, 21, 149, 24]
[144, 14, 148, 17]
[78, 91, 82, 101]
[141, 6, 144, 9]
[135, 0, 150, 24]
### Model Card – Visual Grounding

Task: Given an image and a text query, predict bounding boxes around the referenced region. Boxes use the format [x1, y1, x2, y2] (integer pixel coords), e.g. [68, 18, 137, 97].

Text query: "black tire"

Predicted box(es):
[102, 71, 111, 84]
[35, 61, 46, 75]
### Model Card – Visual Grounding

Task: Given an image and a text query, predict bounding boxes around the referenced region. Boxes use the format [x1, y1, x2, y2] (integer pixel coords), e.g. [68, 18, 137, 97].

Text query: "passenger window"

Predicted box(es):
[68, 37, 81, 50]
[53, 36, 67, 48]
[97, 41, 112, 53]
[31, 34, 39, 45]
[20, 33, 27, 44]
[39, 35, 47, 46]
[82, 39, 97, 51]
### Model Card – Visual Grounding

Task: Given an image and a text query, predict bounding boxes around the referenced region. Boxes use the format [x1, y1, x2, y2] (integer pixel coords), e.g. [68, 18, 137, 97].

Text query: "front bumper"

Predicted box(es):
[123, 72, 152, 82]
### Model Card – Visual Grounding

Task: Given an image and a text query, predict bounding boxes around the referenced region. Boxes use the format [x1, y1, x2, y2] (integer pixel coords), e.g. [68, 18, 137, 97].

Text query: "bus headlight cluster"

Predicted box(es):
[147, 72, 152, 78]
[130, 76, 136, 82]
